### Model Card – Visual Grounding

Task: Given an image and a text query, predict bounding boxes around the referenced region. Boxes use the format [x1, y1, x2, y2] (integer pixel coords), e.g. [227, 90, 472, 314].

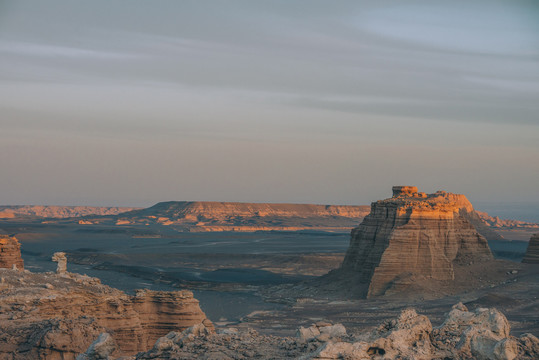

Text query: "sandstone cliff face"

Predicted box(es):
[0, 236, 24, 270]
[0, 269, 212, 359]
[340, 187, 493, 297]
[522, 234, 539, 264]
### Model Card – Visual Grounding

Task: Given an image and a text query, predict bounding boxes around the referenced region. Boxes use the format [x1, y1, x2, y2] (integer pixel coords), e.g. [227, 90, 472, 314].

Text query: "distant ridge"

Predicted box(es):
[106, 201, 372, 231]
[0, 205, 140, 219]
[3, 201, 532, 236]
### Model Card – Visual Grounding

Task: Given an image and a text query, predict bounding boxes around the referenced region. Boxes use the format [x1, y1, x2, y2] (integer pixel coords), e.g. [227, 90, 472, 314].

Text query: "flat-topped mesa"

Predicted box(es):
[340, 187, 492, 297]
[109, 201, 371, 231]
[0, 236, 24, 270]
[523, 234, 539, 264]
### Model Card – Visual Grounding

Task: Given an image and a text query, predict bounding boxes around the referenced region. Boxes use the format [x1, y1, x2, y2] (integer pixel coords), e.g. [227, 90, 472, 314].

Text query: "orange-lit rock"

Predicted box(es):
[340, 187, 493, 297]
[110, 201, 371, 231]
[0, 236, 24, 270]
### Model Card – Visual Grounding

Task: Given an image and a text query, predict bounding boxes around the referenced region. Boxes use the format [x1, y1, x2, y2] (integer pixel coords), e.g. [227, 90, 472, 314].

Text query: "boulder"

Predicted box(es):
[296, 323, 347, 342]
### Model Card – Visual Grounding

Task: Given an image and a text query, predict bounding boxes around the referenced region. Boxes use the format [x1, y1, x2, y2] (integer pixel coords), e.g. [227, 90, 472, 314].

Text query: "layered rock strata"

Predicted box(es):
[0, 236, 24, 270]
[340, 187, 493, 297]
[0, 269, 212, 359]
[522, 234, 539, 264]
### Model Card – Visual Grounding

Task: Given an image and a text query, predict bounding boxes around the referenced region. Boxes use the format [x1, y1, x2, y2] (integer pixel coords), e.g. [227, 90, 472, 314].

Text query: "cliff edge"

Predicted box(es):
[0, 269, 213, 359]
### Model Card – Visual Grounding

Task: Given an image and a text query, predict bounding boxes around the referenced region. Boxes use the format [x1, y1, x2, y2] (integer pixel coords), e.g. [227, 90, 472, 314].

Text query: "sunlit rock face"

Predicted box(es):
[0, 236, 24, 270]
[0, 270, 213, 359]
[523, 234, 539, 264]
[340, 187, 493, 297]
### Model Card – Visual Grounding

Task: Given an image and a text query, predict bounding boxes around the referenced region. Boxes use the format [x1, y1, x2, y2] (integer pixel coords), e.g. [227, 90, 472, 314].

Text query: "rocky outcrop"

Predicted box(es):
[0, 236, 24, 270]
[107, 304, 539, 359]
[306, 303, 539, 360]
[131, 289, 214, 348]
[340, 187, 493, 297]
[296, 323, 347, 343]
[0, 269, 212, 359]
[99, 201, 371, 231]
[52, 252, 67, 274]
[523, 234, 539, 264]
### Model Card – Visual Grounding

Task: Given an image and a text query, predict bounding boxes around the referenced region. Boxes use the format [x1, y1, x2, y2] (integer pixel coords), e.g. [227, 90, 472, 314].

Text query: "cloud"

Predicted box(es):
[358, 2, 539, 57]
[0, 40, 136, 59]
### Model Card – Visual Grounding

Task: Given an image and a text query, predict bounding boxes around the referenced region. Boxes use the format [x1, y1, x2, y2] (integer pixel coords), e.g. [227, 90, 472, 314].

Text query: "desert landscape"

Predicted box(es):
[1, 186, 538, 359]
[2, 1, 539, 359]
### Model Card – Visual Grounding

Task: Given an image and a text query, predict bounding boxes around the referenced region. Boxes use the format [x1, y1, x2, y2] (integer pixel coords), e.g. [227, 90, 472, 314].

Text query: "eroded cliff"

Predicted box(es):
[0, 269, 212, 359]
[339, 186, 493, 297]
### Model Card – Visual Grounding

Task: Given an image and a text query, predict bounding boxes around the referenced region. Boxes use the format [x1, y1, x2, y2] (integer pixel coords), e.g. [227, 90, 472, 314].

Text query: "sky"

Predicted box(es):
[0, 0, 538, 219]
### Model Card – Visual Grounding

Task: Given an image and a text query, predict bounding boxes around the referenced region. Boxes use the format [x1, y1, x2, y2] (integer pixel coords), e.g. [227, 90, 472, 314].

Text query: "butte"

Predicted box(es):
[328, 186, 493, 298]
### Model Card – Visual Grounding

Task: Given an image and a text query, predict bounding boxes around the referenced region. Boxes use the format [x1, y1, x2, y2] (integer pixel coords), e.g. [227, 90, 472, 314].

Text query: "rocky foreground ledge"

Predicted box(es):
[0, 268, 212, 359]
[78, 303, 539, 360]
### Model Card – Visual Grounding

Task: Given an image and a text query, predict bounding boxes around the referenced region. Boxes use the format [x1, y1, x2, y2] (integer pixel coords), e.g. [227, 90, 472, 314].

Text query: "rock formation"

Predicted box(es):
[0, 268, 213, 359]
[305, 303, 539, 360]
[93, 303, 539, 359]
[476, 211, 539, 230]
[52, 252, 67, 274]
[0, 235, 24, 270]
[522, 234, 539, 264]
[101, 201, 371, 231]
[339, 186, 493, 297]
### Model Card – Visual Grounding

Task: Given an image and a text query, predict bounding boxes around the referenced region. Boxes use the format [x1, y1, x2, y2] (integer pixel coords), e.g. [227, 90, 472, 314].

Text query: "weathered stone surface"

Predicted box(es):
[0, 269, 212, 359]
[368, 308, 433, 359]
[297, 326, 321, 342]
[0, 236, 24, 270]
[296, 323, 346, 342]
[52, 252, 67, 274]
[435, 303, 537, 360]
[76, 333, 117, 360]
[340, 187, 493, 297]
[97, 304, 539, 359]
[523, 234, 539, 264]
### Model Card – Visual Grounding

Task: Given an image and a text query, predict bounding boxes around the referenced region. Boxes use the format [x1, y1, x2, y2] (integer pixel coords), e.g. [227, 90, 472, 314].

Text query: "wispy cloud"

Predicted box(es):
[0, 40, 137, 59]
